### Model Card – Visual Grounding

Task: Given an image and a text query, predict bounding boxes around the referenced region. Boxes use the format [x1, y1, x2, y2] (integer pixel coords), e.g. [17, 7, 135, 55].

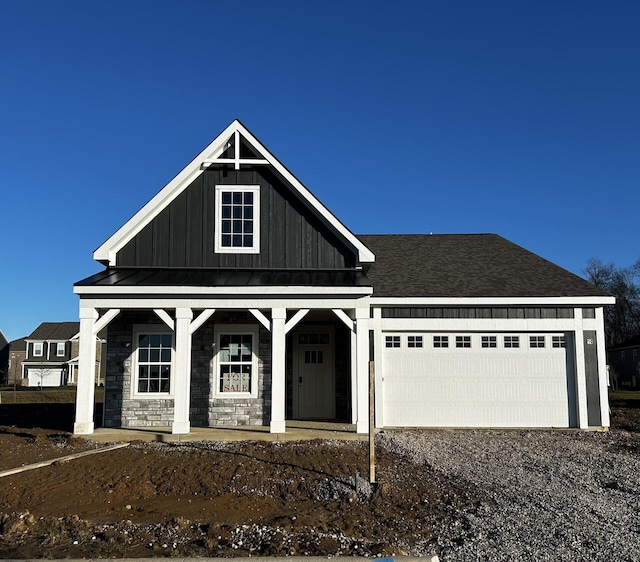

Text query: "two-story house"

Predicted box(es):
[72, 120, 614, 436]
[22, 322, 79, 387]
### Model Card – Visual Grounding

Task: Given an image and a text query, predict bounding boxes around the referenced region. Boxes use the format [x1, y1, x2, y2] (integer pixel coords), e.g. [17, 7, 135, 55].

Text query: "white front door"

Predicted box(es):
[295, 331, 334, 419]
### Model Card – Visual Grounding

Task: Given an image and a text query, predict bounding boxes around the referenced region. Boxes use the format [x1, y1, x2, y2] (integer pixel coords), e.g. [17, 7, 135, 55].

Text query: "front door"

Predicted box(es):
[295, 330, 334, 419]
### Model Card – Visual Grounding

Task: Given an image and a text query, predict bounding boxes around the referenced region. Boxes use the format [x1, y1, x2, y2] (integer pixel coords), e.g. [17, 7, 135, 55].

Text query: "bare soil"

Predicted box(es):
[0, 400, 637, 559]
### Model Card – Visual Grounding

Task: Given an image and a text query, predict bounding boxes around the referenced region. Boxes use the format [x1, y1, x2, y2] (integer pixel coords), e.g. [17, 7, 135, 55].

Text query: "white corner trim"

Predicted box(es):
[93, 120, 375, 266]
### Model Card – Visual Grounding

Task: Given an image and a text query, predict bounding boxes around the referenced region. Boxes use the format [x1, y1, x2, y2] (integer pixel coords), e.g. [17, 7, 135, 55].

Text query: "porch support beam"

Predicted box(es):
[93, 309, 120, 335]
[172, 307, 193, 434]
[74, 307, 99, 435]
[190, 309, 215, 335]
[270, 308, 287, 433]
[250, 309, 271, 332]
[154, 309, 175, 331]
[332, 308, 354, 332]
[284, 309, 310, 335]
[354, 308, 370, 433]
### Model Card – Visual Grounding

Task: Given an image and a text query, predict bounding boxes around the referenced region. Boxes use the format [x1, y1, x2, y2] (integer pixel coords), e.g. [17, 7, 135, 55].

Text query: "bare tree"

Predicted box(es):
[584, 257, 640, 346]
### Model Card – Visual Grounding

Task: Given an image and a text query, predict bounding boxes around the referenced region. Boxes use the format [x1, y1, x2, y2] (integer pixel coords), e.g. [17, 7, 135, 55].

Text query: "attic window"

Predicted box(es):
[215, 185, 260, 254]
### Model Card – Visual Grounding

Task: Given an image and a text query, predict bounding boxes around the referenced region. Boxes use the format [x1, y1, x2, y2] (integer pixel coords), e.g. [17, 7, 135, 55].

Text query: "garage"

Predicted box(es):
[381, 332, 576, 428]
[27, 367, 64, 387]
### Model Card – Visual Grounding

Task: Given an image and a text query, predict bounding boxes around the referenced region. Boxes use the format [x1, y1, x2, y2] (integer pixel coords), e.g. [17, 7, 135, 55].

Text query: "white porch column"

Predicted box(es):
[270, 308, 287, 433]
[355, 308, 370, 434]
[74, 307, 98, 435]
[172, 307, 193, 434]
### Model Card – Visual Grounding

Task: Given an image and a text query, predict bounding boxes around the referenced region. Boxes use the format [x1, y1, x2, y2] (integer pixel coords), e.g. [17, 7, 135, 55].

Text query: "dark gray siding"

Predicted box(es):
[584, 330, 602, 426]
[117, 167, 356, 269]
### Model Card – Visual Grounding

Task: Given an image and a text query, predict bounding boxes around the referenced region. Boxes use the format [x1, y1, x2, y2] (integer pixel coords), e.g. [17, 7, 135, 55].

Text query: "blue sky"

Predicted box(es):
[1, 0, 638, 342]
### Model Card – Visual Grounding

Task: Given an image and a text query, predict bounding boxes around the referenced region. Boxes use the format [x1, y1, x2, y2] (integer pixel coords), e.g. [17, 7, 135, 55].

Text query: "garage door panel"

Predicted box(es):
[383, 333, 571, 428]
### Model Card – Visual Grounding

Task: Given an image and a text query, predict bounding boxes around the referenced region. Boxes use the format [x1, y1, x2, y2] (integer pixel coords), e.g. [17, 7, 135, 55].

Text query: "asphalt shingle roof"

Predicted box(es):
[28, 322, 80, 341]
[358, 233, 610, 298]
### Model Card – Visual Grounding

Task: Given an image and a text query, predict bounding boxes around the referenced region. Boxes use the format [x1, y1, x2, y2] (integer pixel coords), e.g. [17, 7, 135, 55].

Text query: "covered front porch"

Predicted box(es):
[72, 291, 372, 436]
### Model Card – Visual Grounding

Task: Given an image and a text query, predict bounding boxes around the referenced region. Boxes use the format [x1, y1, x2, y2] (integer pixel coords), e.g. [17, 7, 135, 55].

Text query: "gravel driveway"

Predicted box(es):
[380, 429, 640, 561]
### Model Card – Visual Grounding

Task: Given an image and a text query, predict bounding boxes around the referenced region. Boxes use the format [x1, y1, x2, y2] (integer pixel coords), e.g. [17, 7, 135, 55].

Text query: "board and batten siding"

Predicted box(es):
[117, 167, 356, 269]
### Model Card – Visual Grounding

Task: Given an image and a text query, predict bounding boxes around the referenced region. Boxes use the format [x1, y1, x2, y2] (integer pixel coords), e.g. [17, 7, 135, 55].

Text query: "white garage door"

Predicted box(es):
[27, 368, 63, 387]
[382, 333, 573, 428]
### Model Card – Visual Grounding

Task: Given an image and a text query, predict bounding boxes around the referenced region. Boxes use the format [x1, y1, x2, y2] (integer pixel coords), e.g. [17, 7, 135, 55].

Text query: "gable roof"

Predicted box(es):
[94, 120, 374, 267]
[358, 234, 613, 299]
[608, 335, 640, 351]
[27, 322, 80, 341]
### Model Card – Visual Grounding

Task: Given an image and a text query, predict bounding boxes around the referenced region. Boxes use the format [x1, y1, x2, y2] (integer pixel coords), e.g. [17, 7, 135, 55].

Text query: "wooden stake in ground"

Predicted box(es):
[369, 360, 375, 484]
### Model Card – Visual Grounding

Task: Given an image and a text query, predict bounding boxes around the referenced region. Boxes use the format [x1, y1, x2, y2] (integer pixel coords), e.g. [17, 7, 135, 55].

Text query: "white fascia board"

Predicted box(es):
[234, 122, 375, 265]
[94, 121, 238, 265]
[93, 120, 374, 266]
[74, 285, 373, 296]
[78, 296, 371, 311]
[370, 296, 616, 306]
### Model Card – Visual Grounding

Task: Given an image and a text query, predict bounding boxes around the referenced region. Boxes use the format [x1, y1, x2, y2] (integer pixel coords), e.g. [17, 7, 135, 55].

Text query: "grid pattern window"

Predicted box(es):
[218, 334, 253, 393]
[530, 336, 545, 348]
[33, 342, 43, 357]
[504, 336, 520, 348]
[481, 336, 497, 348]
[433, 336, 449, 348]
[552, 335, 566, 348]
[456, 336, 471, 348]
[137, 334, 172, 393]
[215, 185, 260, 253]
[408, 336, 423, 348]
[385, 336, 401, 348]
[56, 342, 65, 356]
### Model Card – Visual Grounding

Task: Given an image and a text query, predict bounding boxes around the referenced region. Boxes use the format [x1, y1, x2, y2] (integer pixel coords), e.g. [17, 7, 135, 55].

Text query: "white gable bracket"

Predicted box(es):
[250, 309, 272, 331]
[92, 309, 120, 336]
[284, 309, 310, 335]
[332, 308, 355, 332]
[190, 309, 215, 335]
[154, 309, 175, 331]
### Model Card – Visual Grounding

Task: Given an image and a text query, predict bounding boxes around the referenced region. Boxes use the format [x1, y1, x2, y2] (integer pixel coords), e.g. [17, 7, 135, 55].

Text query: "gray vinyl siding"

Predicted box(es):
[117, 167, 356, 269]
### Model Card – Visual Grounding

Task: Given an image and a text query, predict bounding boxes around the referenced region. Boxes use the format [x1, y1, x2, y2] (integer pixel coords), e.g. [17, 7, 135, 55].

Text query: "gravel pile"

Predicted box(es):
[380, 429, 640, 561]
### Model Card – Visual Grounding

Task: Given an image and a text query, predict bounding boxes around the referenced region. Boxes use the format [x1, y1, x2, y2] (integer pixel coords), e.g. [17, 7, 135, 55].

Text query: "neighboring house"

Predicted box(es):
[0, 329, 8, 384]
[72, 120, 614, 436]
[607, 335, 640, 390]
[5, 337, 27, 386]
[23, 322, 79, 387]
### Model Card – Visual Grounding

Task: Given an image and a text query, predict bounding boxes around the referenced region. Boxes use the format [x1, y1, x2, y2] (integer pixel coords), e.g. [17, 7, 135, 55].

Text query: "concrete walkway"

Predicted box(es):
[84, 420, 369, 443]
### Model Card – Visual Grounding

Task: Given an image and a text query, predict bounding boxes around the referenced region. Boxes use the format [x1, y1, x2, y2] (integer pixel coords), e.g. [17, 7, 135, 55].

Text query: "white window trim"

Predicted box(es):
[33, 342, 43, 357]
[213, 324, 259, 398]
[214, 185, 260, 254]
[131, 325, 174, 399]
[56, 342, 66, 357]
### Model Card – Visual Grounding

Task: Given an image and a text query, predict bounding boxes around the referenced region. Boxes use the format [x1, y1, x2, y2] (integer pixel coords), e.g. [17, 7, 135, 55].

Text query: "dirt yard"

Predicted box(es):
[0, 397, 638, 559]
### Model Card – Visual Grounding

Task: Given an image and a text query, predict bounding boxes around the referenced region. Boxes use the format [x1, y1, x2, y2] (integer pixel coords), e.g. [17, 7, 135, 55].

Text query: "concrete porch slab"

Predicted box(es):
[83, 421, 368, 443]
